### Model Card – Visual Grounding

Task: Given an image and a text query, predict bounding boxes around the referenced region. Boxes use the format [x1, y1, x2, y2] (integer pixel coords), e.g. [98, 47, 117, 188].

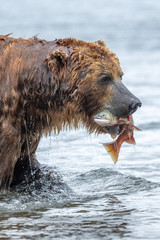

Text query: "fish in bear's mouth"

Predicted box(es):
[93, 109, 141, 163]
[93, 109, 130, 139]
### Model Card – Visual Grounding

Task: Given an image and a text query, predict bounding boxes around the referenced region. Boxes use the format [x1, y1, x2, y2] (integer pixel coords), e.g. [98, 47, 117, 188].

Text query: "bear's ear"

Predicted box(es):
[45, 50, 68, 70]
[95, 40, 106, 47]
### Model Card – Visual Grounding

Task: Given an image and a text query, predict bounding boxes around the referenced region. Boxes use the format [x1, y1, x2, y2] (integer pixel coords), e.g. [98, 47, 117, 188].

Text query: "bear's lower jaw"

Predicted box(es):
[104, 125, 123, 139]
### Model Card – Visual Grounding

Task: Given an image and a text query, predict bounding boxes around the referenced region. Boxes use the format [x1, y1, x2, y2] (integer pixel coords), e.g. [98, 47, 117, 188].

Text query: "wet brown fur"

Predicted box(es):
[0, 34, 122, 190]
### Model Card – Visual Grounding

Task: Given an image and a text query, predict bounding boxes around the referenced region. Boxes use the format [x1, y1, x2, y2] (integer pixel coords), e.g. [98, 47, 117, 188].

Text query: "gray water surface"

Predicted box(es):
[0, 0, 160, 239]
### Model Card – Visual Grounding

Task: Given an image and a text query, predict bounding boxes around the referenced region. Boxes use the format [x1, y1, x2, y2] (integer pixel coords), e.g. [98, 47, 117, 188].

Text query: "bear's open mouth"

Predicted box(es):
[103, 125, 123, 139]
[93, 109, 128, 139]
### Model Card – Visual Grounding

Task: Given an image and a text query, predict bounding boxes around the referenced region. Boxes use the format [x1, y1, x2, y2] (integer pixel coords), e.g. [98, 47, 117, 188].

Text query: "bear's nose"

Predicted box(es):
[129, 98, 142, 115]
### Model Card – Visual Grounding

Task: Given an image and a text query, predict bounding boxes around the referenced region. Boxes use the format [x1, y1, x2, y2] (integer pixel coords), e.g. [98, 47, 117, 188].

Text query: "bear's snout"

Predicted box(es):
[105, 81, 142, 118]
[128, 98, 142, 116]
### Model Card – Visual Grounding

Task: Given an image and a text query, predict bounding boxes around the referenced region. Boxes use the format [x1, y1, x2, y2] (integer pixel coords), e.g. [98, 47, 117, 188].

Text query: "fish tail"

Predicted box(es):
[102, 142, 119, 164]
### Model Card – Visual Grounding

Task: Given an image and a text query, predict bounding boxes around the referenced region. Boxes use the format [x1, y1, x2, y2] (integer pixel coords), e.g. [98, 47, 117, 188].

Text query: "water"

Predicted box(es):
[0, 0, 160, 239]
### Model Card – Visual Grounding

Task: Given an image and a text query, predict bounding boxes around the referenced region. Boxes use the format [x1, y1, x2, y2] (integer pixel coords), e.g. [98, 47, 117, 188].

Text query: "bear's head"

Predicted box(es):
[45, 39, 141, 135]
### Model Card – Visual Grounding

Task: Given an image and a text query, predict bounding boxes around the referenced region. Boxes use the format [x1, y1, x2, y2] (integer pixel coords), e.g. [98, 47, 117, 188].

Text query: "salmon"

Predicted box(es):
[102, 116, 141, 163]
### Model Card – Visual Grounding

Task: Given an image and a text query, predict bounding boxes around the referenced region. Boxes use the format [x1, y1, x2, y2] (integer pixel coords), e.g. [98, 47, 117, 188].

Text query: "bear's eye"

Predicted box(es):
[99, 75, 112, 85]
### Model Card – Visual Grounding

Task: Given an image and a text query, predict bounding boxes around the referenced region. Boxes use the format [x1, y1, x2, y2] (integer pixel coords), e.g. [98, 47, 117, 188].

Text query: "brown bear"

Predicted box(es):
[0, 34, 141, 190]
